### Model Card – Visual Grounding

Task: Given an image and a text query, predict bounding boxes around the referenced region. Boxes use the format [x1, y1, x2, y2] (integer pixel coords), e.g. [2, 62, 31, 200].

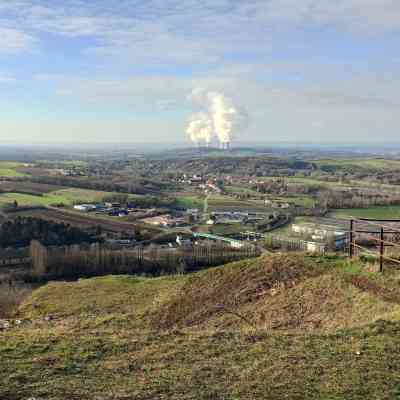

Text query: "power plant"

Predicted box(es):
[219, 142, 231, 150]
[186, 89, 247, 150]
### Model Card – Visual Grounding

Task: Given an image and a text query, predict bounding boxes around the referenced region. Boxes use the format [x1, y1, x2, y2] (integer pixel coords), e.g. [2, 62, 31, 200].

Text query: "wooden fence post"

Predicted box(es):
[380, 226, 384, 273]
[349, 219, 354, 258]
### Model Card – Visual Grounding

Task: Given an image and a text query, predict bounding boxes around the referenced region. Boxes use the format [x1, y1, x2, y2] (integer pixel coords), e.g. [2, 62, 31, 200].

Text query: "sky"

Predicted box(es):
[0, 0, 400, 145]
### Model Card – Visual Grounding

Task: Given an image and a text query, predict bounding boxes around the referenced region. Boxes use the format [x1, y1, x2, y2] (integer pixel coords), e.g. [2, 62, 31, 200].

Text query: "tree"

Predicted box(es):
[95, 225, 103, 236]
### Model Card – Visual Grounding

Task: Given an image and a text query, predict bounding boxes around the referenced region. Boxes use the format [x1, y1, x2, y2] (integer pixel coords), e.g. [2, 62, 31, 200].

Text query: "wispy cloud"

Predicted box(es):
[1, 1, 400, 143]
[2, 1, 400, 61]
[0, 73, 16, 83]
[0, 28, 36, 54]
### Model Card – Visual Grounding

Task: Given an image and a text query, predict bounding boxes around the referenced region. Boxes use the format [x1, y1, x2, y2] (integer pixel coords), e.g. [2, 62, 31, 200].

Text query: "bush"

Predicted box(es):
[0, 284, 32, 318]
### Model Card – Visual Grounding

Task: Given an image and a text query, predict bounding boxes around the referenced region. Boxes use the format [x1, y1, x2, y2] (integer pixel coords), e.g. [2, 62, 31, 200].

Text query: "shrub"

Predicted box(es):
[0, 284, 32, 318]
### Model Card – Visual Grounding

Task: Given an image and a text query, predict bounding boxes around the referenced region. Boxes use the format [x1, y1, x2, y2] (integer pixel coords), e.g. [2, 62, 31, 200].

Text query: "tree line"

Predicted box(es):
[0, 217, 97, 248]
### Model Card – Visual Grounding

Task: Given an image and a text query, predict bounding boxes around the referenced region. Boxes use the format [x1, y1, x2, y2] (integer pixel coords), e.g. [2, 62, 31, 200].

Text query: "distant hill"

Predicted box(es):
[149, 146, 273, 159]
[2, 254, 400, 399]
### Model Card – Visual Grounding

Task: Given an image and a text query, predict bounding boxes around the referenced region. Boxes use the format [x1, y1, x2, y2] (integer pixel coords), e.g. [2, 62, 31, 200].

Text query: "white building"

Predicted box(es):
[74, 204, 96, 212]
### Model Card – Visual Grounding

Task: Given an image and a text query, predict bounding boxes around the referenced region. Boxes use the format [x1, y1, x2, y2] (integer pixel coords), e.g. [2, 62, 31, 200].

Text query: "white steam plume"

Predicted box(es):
[186, 112, 213, 146]
[187, 88, 247, 147]
[207, 92, 246, 145]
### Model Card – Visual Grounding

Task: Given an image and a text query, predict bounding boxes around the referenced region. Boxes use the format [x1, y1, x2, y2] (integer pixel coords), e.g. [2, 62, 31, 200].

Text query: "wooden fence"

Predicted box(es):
[0, 247, 31, 267]
[348, 218, 400, 272]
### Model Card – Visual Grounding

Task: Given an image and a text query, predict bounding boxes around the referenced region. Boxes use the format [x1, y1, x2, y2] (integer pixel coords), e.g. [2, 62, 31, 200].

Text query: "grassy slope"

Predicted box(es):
[2, 255, 400, 399]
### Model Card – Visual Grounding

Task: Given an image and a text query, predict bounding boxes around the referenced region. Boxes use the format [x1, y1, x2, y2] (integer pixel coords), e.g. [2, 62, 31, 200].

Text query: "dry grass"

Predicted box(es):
[155, 254, 326, 330]
[0, 283, 32, 318]
[153, 254, 400, 333]
[2, 255, 400, 399]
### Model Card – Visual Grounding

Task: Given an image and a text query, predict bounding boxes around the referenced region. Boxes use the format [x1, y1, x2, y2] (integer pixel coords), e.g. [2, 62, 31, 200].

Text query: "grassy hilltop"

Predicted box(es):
[2, 254, 400, 399]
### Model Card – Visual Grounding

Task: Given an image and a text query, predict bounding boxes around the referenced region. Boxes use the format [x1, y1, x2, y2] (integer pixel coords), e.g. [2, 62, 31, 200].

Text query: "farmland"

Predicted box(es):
[259, 175, 400, 192]
[0, 161, 29, 177]
[174, 195, 204, 209]
[334, 206, 400, 220]
[208, 195, 269, 211]
[0, 188, 111, 208]
[0, 181, 64, 194]
[174, 193, 272, 212]
[12, 207, 164, 234]
[311, 158, 400, 171]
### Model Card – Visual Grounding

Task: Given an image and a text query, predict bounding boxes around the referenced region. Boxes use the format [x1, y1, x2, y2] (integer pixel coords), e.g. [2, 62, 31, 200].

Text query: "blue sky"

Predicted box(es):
[1, 0, 400, 144]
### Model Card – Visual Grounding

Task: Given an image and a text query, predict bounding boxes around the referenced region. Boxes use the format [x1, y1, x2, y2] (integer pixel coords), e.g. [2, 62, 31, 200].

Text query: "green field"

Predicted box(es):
[269, 194, 315, 208]
[208, 195, 269, 211]
[175, 195, 204, 209]
[3, 254, 400, 399]
[311, 158, 400, 170]
[175, 194, 270, 212]
[334, 206, 400, 220]
[0, 161, 28, 177]
[209, 223, 249, 236]
[259, 175, 400, 192]
[224, 185, 260, 196]
[0, 188, 113, 208]
[50, 188, 111, 203]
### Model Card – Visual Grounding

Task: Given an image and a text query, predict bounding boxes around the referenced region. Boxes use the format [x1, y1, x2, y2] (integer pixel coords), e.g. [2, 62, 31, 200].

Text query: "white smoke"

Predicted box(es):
[186, 88, 247, 147]
[186, 112, 213, 146]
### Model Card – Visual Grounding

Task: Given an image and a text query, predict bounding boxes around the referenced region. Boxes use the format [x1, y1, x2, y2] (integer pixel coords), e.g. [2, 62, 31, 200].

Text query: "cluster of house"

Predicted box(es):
[179, 174, 222, 194]
[58, 168, 86, 177]
[199, 182, 222, 194]
[178, 174, 203, 185]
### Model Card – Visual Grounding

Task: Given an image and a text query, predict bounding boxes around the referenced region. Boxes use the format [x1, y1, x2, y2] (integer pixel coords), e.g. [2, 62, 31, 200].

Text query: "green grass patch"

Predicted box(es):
[174, 195, 203, 209]
[270, 195, 316, 208]
[259, 175, 400, 192]
[334, 206, 400, 220]
[0, 188, 116, 208]
[208, 195, 269, 211]
[224, 185, 260, 196]
[311, 158, 400, 170]
[0, 192, 68, 207]
[50, 188, 112, 203]
[209, 223, 249, 236]
[0, 161, 28, 177]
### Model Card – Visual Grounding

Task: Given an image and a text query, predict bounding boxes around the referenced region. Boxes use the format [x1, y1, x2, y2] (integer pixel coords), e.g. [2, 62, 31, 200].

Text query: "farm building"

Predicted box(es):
[73, 204, 97, 212]
[267, 235, 340, 253]
[291, 223, 347, 250]
[141, 214, 184, 228]
[192, 232, 245, 249]
[292, 223, 345, 237]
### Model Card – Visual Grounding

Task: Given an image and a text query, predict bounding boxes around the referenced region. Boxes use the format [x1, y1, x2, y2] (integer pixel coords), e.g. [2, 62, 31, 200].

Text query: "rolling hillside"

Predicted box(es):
[2, 254, 400, 399]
